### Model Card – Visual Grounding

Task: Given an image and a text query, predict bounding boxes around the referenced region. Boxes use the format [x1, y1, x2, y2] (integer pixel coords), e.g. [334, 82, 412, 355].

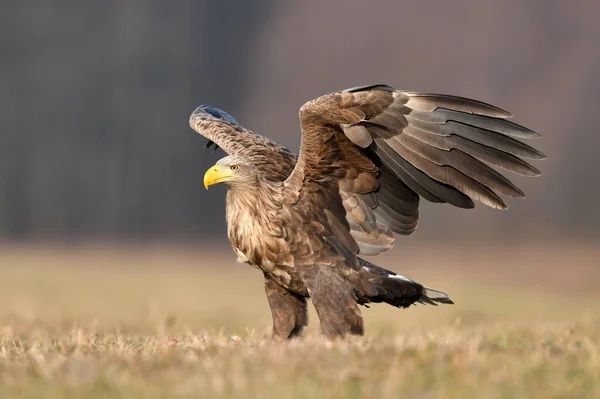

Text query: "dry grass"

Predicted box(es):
[0, 242, 598, 398]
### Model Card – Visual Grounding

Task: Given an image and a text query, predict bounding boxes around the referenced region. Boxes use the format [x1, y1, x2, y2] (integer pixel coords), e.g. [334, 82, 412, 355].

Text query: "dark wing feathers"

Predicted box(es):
[372, 137, 475, 207]
[190, 110, 297, 181]
[190, 86, 545, 261]
[367, 158, 419, 235]
[373, 201, 419, 233]
[407, 118, 545, 160]
[284, 86, 544, 263]
[190, 106, 389, 255]
[405, 107, 540, 139]
[347, 84, 396, 93]
[403, 124, 542, 176]
[402, 92, 513, 117]
[381, 133, 508, 209]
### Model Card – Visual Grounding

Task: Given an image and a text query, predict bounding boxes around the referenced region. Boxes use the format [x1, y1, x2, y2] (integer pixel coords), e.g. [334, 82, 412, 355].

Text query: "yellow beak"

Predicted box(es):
[203, 165, 236, 189]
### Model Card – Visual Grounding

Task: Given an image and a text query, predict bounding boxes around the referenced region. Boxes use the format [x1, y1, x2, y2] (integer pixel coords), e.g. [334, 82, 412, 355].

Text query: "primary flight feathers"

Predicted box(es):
[191, 85, 544, 339]
[190, 85, 545, 258]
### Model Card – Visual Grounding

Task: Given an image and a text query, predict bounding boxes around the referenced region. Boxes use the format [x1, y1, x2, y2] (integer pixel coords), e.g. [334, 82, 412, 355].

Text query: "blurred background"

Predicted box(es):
[1, 0, 599, 322]
[2, 0, 599, 244]
[1, 3, 599, 395]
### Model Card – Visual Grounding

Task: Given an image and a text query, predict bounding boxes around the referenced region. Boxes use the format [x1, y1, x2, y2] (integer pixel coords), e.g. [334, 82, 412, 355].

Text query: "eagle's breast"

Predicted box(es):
[225, 187, 293, 272]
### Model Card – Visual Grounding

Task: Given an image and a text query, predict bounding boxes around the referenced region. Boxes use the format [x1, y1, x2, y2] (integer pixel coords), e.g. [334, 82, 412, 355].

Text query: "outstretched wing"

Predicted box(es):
[189, 105, 297, 181]
[189, 104, 396, 255]
[283, 85, 545, 264]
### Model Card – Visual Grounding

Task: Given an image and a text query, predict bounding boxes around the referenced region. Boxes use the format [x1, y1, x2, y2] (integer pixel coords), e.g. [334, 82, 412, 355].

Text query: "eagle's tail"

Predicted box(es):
[352, 258, 454, 308]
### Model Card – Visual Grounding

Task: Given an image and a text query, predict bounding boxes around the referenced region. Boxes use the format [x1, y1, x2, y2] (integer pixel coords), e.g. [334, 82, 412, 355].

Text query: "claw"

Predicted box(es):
[204, 140, 221, 153]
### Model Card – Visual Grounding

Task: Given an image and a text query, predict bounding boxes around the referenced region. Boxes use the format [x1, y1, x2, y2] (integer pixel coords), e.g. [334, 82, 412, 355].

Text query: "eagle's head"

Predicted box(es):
[203, 155, 260, 190]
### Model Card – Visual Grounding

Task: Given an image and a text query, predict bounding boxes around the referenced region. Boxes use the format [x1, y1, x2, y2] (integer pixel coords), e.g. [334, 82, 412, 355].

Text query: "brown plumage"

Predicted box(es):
[190, 85, 545, 339]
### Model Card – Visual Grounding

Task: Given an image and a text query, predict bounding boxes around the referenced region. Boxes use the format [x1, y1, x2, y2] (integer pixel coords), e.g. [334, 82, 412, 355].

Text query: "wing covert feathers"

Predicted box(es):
[192, 85, 544, 260]
[291, 86, 545, 229]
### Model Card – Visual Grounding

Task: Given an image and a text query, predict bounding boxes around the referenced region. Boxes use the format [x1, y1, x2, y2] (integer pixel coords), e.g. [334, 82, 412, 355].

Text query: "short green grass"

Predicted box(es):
[0, 243, 598, 398]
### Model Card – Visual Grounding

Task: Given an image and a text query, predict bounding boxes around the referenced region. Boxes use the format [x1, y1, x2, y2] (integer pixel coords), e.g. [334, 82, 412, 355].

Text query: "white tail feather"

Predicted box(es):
[418, 286, 454, 305]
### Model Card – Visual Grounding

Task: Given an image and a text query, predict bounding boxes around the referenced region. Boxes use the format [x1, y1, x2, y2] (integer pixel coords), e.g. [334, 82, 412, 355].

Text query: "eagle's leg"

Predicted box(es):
[303, 265, 364, 339]
[264, 274, 308, 340]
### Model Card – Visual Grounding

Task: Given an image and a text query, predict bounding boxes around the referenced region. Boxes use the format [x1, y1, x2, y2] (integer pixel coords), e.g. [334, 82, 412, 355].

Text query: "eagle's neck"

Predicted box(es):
[225, 178, 284, 268]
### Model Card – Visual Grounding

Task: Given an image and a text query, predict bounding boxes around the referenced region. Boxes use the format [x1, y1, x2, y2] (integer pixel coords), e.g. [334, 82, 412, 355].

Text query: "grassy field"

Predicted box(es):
[0, 242, 598, 398]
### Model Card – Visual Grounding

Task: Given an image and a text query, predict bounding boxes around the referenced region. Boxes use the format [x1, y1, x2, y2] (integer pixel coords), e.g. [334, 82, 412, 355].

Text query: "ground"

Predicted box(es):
[0, 242, 598, 398]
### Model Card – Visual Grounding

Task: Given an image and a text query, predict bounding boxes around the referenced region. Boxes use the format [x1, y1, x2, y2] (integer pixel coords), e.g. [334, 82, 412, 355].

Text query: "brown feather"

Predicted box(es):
[404, 92, 513, 117]
[403, 125, 542, 176]
[397, 132, 525, 198]
[191, 84, 543, 339]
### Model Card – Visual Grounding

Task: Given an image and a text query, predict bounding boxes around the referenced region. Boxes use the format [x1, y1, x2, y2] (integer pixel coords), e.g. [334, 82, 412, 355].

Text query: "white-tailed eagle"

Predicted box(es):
[190, 85, 545, 339]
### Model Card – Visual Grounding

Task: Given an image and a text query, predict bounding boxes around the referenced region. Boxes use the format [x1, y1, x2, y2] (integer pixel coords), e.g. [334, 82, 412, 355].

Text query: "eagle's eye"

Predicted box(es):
[230, 165, 239, 171]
